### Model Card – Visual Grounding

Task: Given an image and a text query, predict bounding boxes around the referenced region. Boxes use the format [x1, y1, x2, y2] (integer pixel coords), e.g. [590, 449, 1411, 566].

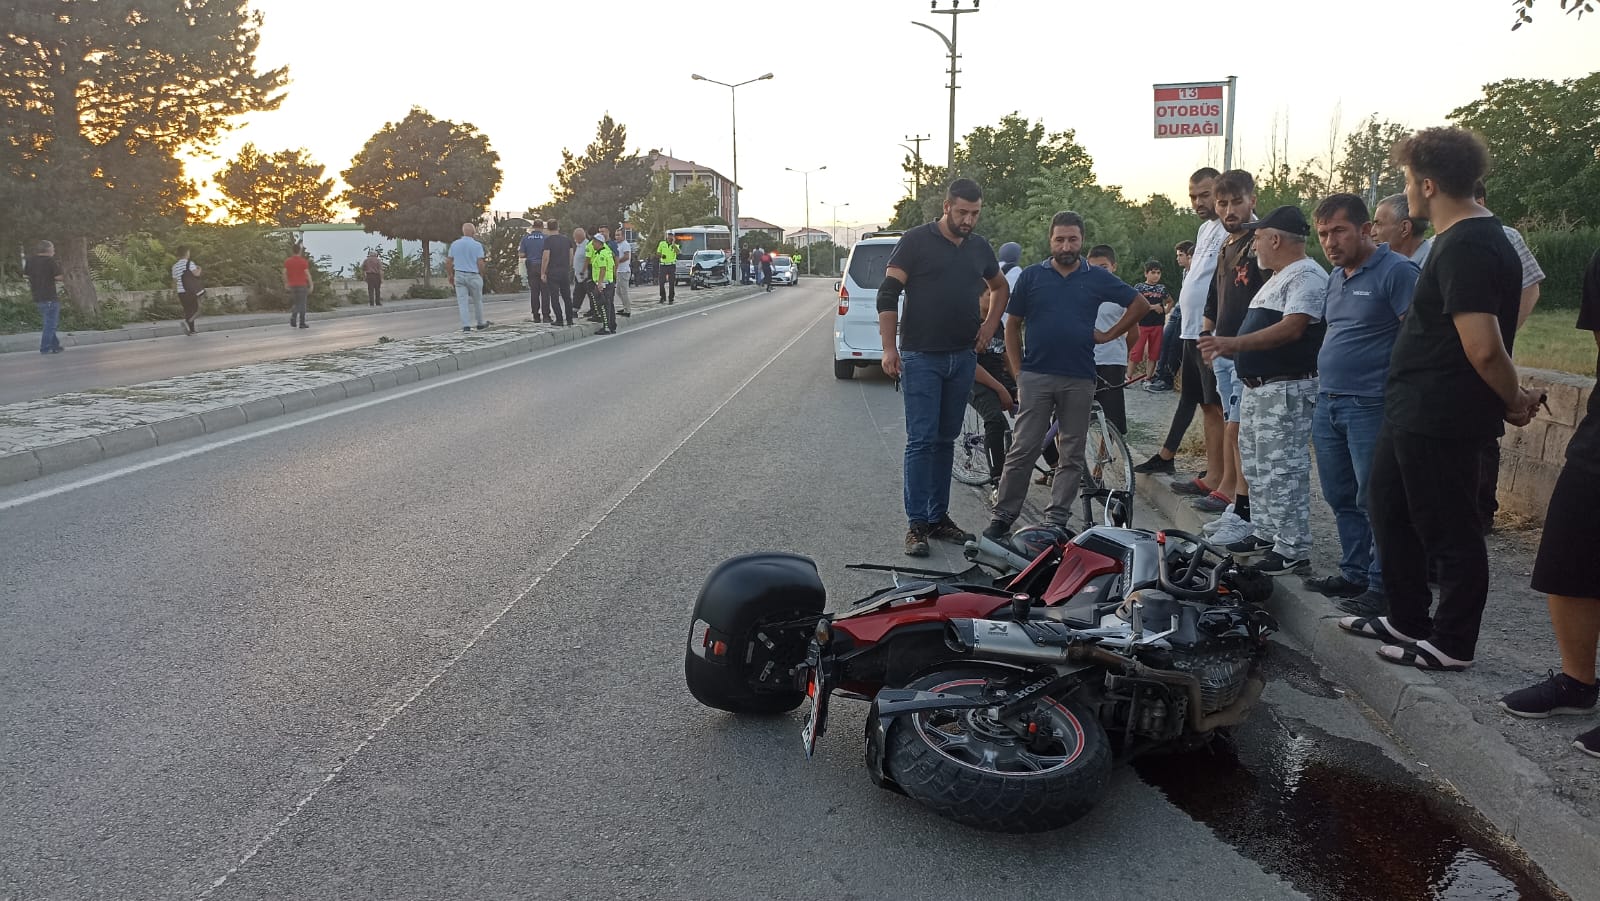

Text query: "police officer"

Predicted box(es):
[656, 236, 678, 304]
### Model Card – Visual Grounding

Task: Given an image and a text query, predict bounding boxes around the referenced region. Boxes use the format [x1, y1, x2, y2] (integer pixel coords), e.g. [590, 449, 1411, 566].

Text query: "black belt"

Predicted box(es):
[1241, 372, 1316, 388]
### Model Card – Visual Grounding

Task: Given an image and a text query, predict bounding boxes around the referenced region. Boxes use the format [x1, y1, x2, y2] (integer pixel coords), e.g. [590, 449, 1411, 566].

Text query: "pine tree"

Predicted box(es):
[217, 144, 335, 226]
[545, 116, 652, 235]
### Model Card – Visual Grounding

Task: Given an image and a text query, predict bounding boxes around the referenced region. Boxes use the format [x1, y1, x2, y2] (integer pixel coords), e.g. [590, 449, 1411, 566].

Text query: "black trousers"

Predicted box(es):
[1478, 437, 1501, 532]
[659, 266, 676, 302]
[574, 278, 595, 314]
[1095, 364, 1128, 435]
[595, 284, 617, 331]
[526, 272, 543, 315]
[365, 274, 381, 304]
[543, 274, 572, 324]
[178, 291, 199, 323]
[1368, 424, 1491, 660]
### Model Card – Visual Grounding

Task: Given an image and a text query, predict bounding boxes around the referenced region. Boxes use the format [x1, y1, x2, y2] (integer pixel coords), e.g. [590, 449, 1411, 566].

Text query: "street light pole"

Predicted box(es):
[823, 201, 849, 275]
[785, 165, 825, 276]
[691, 72, 774, 277]
[912, 1, 981, 172]
[899, 134, 930, 201]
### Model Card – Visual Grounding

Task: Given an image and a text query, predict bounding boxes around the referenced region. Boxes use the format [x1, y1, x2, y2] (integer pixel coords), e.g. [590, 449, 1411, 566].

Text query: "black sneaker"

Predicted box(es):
[1144, 380, 1173, 393]
[1256, 551, 1311, 575]
[1133, 454, 1176, 475]
[1499, 671, 1599, 719]
[904, 525, 930, 557]
[1304, 573, 1367, 599]
[462, 326, 472, 333]
[927, 515, 975, 544]
[1576, 725, 1600, 759]
[1335, 589, 1388, 617]
[1225, 535, 1274, 558]
[982, 519, 1011, 542]
[1170, 478, 1210, 497]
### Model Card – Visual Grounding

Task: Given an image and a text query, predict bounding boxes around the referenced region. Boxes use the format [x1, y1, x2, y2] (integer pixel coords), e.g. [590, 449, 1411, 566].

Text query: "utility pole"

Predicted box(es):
[912, 2, 981, 173]
[901, 134, 930, 201]
[785, 166, 825, 276]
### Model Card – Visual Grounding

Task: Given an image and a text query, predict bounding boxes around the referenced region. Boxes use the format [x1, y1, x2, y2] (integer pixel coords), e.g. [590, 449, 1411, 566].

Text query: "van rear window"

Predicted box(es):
[848, 244, 896, 290]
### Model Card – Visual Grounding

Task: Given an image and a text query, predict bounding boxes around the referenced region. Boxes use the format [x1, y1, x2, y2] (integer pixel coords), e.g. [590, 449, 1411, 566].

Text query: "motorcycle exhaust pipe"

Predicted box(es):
[946, 618, 1075, 665]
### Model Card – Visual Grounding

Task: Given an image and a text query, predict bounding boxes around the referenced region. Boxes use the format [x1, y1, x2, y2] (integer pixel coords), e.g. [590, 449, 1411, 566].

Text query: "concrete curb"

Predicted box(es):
[1131, 464, 1599, 901]
[2, 287, 763, 489]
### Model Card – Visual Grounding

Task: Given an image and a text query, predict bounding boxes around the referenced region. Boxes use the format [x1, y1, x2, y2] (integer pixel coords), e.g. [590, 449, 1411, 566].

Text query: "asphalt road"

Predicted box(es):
[0, 282, 1554, 900]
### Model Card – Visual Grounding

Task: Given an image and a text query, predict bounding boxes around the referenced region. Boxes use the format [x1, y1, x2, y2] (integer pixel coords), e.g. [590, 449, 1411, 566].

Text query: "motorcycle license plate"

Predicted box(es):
[800, 667, 832, 758]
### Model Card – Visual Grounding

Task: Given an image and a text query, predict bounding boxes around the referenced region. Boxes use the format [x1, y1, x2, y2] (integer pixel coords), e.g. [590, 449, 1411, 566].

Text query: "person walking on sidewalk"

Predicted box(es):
[445, 223, 490, 332]
[983, 210, 1147, 540]
[612, 225, 633, 317]
[1305, 194, 1419, 615]
[881, 178, 1010, 557]
[171, 246, 205, 334]
[1200, 205, 1327, 576]
[362, 250, 384, 306]
[1500, 247, 1600, 758]
[588, 234, 618, 334]
[284, 244, 312, 329]
[23, 240, 65, 354]
[1338, 126, 1542, 673]
[519, 221, 546, 319]
[540, 220, 573, 326]
[656, 236, 678, 304]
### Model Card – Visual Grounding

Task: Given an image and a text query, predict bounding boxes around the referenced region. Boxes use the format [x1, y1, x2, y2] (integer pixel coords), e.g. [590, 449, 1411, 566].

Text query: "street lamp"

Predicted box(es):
[690, 72, 774, 276]
[821, 201, 850, 276]
[911, 1, 981, 171]
[785, 165, 825, 276]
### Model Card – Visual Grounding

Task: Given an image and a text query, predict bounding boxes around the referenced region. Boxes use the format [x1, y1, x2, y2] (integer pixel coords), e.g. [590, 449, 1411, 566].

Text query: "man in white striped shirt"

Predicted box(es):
[170, 247, 202, 335]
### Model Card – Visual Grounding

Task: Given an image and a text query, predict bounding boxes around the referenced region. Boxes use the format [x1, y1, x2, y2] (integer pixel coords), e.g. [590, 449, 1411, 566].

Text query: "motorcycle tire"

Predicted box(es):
[882, 666, 1111, 832]
[685, 552, 826, 715]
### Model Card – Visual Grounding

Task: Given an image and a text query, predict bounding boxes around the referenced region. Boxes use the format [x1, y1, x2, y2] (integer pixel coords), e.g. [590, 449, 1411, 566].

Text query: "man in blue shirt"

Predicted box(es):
[445, 222, 489, 332]
[518, 220, 547, 320]
[1306, 194, 1419, 616]
[984, 211, 1148, 537]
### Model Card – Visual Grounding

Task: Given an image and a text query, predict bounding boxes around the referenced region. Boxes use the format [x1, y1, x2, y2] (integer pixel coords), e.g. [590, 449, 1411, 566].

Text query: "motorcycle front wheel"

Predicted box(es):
[883, 667, 1111, 832]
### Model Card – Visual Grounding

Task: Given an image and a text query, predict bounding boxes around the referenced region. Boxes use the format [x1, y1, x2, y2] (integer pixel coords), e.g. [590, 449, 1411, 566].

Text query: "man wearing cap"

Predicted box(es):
[1199, 205, 1328, 576]
[519, 220, 546, 319]
[588, 234, 618, 334]
[656, 236, 678, 304]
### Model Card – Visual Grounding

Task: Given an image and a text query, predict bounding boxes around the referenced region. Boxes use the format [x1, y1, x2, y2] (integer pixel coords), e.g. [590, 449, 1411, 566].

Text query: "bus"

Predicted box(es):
[665, 226, 732, 283]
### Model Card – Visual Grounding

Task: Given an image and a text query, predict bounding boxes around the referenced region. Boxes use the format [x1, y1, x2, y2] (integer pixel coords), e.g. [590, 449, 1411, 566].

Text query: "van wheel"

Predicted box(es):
[833, 360, 855, 380]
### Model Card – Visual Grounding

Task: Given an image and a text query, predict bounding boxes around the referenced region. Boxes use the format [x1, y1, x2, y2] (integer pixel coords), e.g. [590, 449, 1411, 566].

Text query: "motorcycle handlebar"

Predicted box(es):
[1156, 530, 1226, 599]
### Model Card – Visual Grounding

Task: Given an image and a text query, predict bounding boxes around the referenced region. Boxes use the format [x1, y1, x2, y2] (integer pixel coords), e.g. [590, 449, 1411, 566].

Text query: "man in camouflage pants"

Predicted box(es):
[1199, 205, 1328, 575]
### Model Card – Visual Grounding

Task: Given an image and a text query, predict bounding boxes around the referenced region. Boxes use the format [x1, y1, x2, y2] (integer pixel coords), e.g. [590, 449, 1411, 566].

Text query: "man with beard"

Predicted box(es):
[1338, 127, 1540, 673]
[1133, 170, 1227, 489]
[983, 211, 1148, 538]
[880, 178, 1011, 557]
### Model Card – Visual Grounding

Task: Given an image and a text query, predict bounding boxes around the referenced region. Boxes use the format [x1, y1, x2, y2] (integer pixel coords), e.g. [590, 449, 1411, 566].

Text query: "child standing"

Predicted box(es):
[1129, 260, 1170, 380]
[1087, 245, 1132, 435]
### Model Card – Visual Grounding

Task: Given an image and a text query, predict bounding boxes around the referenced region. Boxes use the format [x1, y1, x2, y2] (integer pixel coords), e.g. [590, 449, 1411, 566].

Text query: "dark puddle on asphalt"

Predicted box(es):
[1133, 645, 1563, 901]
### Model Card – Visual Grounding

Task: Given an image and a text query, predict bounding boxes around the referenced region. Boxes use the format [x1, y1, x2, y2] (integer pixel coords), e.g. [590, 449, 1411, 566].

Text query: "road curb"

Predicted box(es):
[1131, 465, 1599, 901]
[1, 286, 764, 490]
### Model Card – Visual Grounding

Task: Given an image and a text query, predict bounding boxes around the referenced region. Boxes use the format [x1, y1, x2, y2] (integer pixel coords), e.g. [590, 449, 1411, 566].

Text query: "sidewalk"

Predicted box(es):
[0, 284, 759, 488]
[1122, 385, 1598, 901]
[0, 292, 521, 354]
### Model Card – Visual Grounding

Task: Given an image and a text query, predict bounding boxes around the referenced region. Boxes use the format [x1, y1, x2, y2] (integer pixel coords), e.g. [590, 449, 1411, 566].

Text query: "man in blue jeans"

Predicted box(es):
[879, 178, 1011, 556]
[1308, 193, 1419, 616]
[23, 240, 65, 354]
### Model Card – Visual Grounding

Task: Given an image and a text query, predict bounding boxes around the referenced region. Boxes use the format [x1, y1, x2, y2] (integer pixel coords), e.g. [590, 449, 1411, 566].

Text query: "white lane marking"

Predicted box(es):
[195, 301, 832, 898]
[0, 292, 771, 512]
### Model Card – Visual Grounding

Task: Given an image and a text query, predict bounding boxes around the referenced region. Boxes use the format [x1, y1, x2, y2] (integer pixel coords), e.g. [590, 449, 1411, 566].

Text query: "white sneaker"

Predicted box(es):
[1202, 508, 1240, 535]
[1208, 518, 1256, 546]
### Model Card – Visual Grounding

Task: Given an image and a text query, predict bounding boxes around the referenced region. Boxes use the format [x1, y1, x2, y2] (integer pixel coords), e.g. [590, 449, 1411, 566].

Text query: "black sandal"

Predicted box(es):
[1337, 616, 1415, 644]
[1377, 641, 1471, 672]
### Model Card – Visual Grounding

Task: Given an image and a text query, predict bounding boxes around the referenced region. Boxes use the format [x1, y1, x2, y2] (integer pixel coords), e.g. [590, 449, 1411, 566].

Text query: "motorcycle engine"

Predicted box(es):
[1165, 648, 1253, 713]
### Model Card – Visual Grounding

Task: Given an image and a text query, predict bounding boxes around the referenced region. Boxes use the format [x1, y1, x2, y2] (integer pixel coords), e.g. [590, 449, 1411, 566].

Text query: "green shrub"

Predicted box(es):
[1524, 227, 1599, 310]
[406, 284, 453, 299]
[345, 289, 368, 305]
[0, 296, 133, 334]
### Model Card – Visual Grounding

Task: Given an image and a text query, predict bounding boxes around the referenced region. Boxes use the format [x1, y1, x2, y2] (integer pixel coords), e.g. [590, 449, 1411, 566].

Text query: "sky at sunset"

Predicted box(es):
[197, 0, 1599, 237]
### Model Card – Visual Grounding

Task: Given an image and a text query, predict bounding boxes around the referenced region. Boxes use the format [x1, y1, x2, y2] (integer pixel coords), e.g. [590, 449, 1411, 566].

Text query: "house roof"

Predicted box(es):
[787, 227, 830, 237]
[648, 152, 734, 187]
[738, 217, 783, 232]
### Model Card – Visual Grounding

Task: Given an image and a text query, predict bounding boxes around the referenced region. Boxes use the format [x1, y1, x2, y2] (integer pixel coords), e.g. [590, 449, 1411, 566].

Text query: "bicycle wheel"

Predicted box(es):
[1083, 410, 1133, 495]
[952, 406, 994, 486]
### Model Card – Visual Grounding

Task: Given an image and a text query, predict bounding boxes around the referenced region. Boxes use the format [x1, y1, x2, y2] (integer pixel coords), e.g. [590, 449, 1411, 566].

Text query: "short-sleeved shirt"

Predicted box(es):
[1235, 256, 1328, 380]
[171, 259, 194, 291]
[589, 244, 615, 283]
[1318, 244, 1420, 397]
[614, 240, 633, 274]
[1385, 216, 1522, 439]
[1134, 282, 1168, 326]
[1564, 249, 1600, 474]
[448, 237, 485, 274]
[884, 221, 1000, 353]
[284, 255, 310, 288]
[976, 322, 1016, 397]
[1502, 226, 1545, 289]
[362, 256, 383, 276]
[1093, 302, 1131, 366]
[543, 233, 573, 276]
[23, 255, 60, 302]
[519, 233, 546, 268]
[1179, 218, 1227, 339]
[1006, 260, 1139, 378]
[1204, 230, 1265, 339]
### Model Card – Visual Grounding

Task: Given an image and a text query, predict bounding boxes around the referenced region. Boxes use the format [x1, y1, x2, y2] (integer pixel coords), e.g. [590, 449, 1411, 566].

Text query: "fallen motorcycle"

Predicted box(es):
[684, 491, 1276, 832]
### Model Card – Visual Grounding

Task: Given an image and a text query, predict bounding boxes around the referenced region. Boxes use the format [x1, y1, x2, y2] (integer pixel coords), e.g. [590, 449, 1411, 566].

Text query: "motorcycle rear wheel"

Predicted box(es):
[883, 667, 1111, 832]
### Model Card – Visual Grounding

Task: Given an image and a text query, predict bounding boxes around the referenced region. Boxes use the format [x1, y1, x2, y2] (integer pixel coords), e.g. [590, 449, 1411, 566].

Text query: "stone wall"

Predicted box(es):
[1499, 367, 1595, 519]
[89, 278, 436, 313]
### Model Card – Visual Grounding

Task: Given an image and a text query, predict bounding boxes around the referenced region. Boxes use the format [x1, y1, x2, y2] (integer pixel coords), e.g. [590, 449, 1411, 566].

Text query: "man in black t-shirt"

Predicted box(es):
[23, 240, 65, 354]
[539, 220, 573, 327]
[1500, 247, 1600, 758]
[879, 178, 1010, 556]
[1339, 127, 1542, 672]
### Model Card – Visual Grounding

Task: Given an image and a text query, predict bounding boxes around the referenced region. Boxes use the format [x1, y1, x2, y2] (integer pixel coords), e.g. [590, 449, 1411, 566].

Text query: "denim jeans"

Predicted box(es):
[900, 349, 977, 528]
[37, 301, 62, 353]
[1314, 393, 1387, 591]
[1154, 313, 1183, 381]
[1212, 355, 1243, 423]
[455, 271, 485, 327]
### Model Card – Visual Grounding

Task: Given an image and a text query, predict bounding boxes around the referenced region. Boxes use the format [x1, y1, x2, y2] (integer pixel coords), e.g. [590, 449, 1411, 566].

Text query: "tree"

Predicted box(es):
[216, 143, 334, 226]
[1336, 115, 1410, 203]
[954, 114, 1096, 212]
[1448, 72, 1600, 226]
[0, 1, 286, 312]
[545, 115, 651, 234]
[631, 171, 719, 250]
[1512, 0, 1593, 29]
[341, 108, 502, 285]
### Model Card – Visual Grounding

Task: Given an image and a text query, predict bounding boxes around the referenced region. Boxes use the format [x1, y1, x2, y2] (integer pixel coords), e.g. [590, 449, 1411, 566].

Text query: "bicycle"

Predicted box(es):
[952, 375, 1137, 499]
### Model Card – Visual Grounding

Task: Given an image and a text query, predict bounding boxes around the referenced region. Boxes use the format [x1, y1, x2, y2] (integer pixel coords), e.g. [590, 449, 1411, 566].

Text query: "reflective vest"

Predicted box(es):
[657, 240, 679, 264]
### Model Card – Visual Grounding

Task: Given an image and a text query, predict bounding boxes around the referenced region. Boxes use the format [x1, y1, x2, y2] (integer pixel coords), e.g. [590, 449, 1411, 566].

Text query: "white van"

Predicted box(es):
[832, 231, 905, 380]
